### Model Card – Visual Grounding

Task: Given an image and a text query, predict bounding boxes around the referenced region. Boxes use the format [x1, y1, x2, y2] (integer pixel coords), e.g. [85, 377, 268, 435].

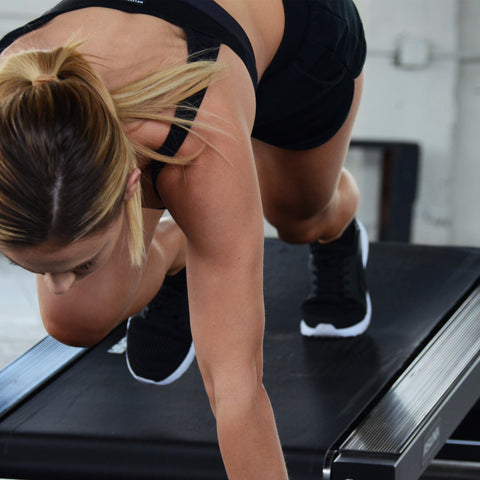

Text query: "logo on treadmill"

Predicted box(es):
[124, 0, 144, 4]
[422, 424, 441, 463]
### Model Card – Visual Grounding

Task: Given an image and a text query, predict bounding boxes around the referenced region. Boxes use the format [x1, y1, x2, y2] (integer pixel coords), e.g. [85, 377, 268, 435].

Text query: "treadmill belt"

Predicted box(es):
[1, 240, 480, 479]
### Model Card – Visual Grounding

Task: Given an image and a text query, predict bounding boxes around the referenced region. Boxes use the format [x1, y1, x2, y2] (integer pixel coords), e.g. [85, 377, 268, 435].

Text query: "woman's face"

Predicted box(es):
[1, 212, 124, 295]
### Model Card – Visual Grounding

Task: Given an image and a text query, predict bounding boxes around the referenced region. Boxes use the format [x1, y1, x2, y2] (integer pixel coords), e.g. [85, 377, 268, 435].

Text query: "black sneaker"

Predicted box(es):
[126, 268, 195, 385]
[300, 219, 371, 337]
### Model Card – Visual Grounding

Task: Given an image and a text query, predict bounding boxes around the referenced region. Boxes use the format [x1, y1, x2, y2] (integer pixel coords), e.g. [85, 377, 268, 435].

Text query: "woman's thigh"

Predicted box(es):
[252, 70, 364, 228]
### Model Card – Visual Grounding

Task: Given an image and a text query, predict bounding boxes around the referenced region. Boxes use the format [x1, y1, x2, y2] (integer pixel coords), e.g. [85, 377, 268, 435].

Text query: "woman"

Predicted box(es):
[0, 0, 369, 478]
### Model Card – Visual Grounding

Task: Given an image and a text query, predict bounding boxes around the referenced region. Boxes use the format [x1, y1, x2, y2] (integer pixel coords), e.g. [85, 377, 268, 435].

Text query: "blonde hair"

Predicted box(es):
[0, 40, 220, 266]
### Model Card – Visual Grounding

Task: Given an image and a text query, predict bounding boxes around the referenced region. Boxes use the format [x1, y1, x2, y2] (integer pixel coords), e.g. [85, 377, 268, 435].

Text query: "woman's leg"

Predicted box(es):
[38, 210, 186, 347]
[253, 71, 370, 337]
[253, 71, 365, 244]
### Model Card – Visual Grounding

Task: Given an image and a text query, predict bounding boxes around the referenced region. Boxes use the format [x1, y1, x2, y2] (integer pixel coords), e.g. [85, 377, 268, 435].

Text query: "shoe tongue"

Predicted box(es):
[332, 221, 356, 246]
[311, 222, 356, 257]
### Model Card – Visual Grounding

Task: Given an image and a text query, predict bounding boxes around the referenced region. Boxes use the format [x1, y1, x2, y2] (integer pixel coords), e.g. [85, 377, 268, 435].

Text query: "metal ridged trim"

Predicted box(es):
[0, 336, 85, 419]
[341, 285, 480, 455]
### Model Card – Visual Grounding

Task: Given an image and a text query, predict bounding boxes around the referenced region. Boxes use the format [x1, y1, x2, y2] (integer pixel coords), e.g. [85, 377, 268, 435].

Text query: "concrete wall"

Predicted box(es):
[1, 0, 479, 246]
[452, 0, 480, 246]
[354, 0, 459, 244]
[0, 1, 46, 35]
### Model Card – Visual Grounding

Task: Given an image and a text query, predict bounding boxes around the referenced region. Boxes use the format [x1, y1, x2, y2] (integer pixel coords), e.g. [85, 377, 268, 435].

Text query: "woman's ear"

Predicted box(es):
[124, 168, 142, 201]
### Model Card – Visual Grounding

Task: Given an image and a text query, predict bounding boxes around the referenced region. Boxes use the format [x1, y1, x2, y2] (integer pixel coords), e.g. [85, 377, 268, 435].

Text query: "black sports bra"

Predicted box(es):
[0, 0, 257, 85]
[0, 0, 258, 203]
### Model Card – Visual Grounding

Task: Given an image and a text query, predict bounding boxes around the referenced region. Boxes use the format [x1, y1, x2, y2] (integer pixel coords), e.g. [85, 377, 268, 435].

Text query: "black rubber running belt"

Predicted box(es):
[1, 240, 480, 479]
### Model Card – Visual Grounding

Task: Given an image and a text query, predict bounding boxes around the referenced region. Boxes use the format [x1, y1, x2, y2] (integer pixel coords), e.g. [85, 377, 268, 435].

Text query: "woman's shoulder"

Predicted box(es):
[1, 7, 187, 89]
[213, 0, 285, 77]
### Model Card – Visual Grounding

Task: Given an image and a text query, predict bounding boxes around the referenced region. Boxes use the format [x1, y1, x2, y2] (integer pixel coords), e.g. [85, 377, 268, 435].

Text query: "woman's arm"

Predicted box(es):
[157, 49, 289, 479]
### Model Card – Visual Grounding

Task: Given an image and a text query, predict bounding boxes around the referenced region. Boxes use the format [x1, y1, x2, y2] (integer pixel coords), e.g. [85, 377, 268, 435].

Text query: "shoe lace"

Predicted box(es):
[309, 244, 354, 300]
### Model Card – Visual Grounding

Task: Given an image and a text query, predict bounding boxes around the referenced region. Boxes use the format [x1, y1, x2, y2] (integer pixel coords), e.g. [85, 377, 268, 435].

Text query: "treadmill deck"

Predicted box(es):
[1, 240, 480, 479]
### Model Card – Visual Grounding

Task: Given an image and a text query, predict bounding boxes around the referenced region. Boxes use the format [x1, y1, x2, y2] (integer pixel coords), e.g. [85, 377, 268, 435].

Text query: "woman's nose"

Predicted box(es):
[43, 271, 76, 295]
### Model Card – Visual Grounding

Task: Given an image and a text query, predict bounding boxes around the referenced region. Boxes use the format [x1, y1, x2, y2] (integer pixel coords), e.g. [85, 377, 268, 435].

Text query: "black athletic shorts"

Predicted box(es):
[0, 0, 366, 152]
[253, 0, 367, 150]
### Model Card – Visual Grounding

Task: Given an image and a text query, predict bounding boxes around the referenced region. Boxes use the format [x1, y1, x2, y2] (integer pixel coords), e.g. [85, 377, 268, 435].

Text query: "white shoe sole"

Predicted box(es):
[300, 220, 371, 338]
[125, 317, 196, 386]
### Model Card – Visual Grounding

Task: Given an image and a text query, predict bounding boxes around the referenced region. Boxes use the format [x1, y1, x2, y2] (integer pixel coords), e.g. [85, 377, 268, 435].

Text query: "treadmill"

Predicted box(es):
[1, 239, 480, 480]
[2, 142, 480, 479]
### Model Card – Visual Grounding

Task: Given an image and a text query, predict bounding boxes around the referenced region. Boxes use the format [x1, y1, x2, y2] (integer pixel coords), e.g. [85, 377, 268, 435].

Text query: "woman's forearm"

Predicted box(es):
[216, 383, 289, 480]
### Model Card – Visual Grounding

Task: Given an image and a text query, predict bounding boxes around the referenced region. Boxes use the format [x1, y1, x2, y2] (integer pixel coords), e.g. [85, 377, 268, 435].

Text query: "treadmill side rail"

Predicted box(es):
[0, 336, 86, 420]
[326, 285, 480, 480]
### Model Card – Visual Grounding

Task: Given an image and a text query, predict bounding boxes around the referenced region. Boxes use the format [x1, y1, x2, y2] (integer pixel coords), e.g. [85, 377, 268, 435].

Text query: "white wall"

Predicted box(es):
[1, 0, 479, 246]
[0, 1, 48, 35]
[354, 0, 460, 244]
[452, 0, 480, 246]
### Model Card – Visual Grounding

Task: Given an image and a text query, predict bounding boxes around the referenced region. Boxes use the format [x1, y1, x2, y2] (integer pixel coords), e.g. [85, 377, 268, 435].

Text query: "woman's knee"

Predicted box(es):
[274, 217, 328, 244]
[262, 181, 337, 243]
[269, 169, 360, 244]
